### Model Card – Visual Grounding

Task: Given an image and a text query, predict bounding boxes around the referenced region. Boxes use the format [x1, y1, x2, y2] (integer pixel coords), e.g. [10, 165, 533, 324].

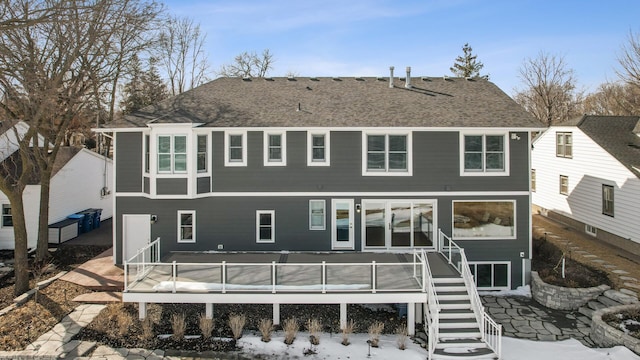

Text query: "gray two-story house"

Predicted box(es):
[100, 69, 541, 358]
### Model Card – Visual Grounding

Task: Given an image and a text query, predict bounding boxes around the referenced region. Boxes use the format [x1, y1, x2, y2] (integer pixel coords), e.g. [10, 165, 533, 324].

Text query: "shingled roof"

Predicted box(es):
[569, 115, 640, 178]
[111, 76, 541, 129]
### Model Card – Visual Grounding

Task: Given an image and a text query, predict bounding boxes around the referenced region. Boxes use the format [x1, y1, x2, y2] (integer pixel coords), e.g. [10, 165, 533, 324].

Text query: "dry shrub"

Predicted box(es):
[368, 321, 384, 347]
[171, 313, 186, 340]
[117, 311, 133, 336]
[341, 319, 355, 346]
[141, 317, 154, 340]
[258, 318, 274, 342]
[396, 324, 408, 350]
[198, 313, 214, 340]
[228, 314, 246, 340]
[283, 317, 298, 345]
[306, 318, 322, 345]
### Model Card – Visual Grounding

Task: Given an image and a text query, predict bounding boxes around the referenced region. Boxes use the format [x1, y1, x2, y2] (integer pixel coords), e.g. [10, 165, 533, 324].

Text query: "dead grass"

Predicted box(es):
[341, 319, 355, 346]
[198, 313, 214, 340]
[170, 313, 186, 340]
[368, 321, 384, 347]
[228, 314, 246, 340]
[306, 318, 322, 345]
[396, 324, 408, 350]
[258, 319, 273, 342]
[602, 307, 640, 339]
[283, 317, 298, 345]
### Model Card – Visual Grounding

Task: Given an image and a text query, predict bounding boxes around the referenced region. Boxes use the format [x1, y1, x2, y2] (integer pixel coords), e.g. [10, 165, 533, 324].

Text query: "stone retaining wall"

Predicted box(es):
[531, 271, 610, 310]
[591, 304, 640, 355]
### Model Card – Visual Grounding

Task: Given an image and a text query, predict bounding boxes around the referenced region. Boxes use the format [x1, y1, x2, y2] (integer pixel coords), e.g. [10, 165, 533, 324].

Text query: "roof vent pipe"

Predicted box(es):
[405, 66, 412, 88]
[389, 66, 394, 88]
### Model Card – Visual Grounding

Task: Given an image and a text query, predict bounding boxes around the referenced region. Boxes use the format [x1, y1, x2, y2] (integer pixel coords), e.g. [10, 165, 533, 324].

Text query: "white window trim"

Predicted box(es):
[451, 200, 517, 240]
[144, 134, 150, 174]
[157, 134, 188, 175]
[585, 224, 597, 236]
[196, 134, 210, 174]
[361, 131, 413, 176]
[263, 131, 287, 166]
[307, 131, 330, 166]
[309, 200, 326, 230]
[559, 175, 569, 195]
[225, 131, 247, 167]
[468, 261, 511, 290]
[602, 184, 614, 217]
[459, 132, 510, 177]
[177, 210, 196, 243]
[531, 169, 536, 192]
[556, 132, 573, 158]
[256, 210, 275, 243]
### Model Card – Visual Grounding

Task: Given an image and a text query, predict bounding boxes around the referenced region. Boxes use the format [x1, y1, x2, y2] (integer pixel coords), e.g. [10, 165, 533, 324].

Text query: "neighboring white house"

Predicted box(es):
[532, 115, 640, 254]
[0, 122, 113, 249]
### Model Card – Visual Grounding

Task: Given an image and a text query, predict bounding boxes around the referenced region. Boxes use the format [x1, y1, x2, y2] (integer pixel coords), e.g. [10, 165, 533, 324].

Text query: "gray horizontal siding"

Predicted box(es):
[115, 132, 143, 192]
[157, 178, 188, 195]
[211, 131, 530, 192]
[197, 177, 211, 194]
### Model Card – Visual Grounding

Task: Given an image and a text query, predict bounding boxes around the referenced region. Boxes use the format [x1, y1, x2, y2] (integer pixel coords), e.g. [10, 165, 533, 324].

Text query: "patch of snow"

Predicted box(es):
[502, 337, 639, 360]
[454, 223, 514, 237]
[152, 281, 370, 292]
[479, 285, 531, 297]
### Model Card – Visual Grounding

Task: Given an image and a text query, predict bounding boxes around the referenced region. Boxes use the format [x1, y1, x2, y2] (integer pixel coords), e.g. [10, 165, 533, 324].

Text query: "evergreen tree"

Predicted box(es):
[450, 43, 488, 79]
[121, 56, 169, 114]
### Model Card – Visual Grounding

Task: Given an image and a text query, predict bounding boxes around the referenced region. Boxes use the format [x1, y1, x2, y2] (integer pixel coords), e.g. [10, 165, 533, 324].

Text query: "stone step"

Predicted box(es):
[620, 288, 639, 297]
[596, 295, 623, 307]
[603, 289, 638, 305]
[62, 340, 97, 358]
[578, 306, 594, 318]
[587, 300, 608, 311]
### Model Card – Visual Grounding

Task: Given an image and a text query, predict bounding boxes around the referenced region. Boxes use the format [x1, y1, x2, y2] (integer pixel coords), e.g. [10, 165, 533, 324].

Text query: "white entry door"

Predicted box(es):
[123, 214, 151, 262]
[331, 199, 354, 250]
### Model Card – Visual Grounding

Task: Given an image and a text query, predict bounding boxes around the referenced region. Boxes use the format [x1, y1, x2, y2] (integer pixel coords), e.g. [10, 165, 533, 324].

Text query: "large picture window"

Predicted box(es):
[453, 201, 515, 239]
[362, 132, 412, 175]
[602, 184, 614, 217]
[461, 133, 507, 175]
[556, 132, 572, 158]
[157, 135, 187, 174]
[177, 210, 195, 243]
[256, 210, 275, 243]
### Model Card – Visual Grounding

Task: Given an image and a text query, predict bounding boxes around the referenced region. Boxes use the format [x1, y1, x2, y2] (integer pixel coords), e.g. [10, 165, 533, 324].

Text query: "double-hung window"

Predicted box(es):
[157, 135, 187, 173]
[556, 132, 572, 158]
[197, 135, 208, 173]
[177, 210, 195, 243]
[264, 132, 286, 166]
[363, 132, 411, 175]
[1, 204, 12, 227]
[602, 184, 614, 217]
[144, 135, 150, 173]
[461, 133, 508, 175]
[309, 200, 326, 230]
[307, 132, 330, 166]
[256, 210, 275, 243]
[225, 131, 247, 166]
[559, 175, 569, 195]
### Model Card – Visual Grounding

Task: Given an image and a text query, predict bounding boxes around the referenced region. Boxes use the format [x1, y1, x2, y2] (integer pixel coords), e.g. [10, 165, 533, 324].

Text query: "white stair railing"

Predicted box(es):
[437, 230, 502, 359]
[420, 249, 440, 360]
[124, 237, 161, 292]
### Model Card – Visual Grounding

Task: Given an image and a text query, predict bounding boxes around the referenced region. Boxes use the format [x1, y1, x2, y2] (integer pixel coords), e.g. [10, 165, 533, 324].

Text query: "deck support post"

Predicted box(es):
[407, 302, 415, 335]
[138, 302, 147, 320]
[273, 303, 280, 326]
[415, 302, 423, 324]
[340, 303, 347, 329]
[206, 303, 213, 319]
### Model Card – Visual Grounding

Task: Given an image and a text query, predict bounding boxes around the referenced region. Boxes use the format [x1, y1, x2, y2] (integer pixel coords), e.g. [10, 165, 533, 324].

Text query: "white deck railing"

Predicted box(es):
[124, 257, 428, 294]
[123, 237, 161, 292]
[438, 230, 502, 359]
[419, 249, 440, 360]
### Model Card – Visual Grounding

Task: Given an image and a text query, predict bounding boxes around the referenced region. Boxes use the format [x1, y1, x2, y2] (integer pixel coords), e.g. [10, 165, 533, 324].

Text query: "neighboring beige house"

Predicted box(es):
[532, 115, 640, 254]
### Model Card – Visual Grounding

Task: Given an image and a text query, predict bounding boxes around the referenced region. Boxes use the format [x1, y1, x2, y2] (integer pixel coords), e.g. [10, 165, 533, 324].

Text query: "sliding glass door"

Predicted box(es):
[363, 200, 435, 250]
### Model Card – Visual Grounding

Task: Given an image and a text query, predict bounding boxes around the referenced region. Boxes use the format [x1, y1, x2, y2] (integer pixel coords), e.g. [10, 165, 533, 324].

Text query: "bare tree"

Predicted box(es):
[513, 52, 582, 126]
[582, 82, 640, 115]
[218, 49, 274, 78]
[617, 30, 640, 90]
[156, 15, 211, 96]
[0, 0, 161, 294]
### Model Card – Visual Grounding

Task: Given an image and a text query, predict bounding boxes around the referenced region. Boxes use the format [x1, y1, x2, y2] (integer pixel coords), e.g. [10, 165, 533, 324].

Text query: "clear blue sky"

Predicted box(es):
[164, 0, 640, 95]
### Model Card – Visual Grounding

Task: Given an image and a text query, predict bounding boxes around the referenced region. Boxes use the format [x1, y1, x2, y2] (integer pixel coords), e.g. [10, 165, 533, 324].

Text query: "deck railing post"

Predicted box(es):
[222, 261, 227, 294]
[272, 261, 277, 294]
[172, 261, 177, 293]
[371, 261, 376, 293]
[123, 262, 128, 292]
[321, 261, 326, 294]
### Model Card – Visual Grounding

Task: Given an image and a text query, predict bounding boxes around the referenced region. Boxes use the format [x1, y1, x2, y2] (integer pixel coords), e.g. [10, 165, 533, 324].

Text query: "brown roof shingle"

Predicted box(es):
[111, 76, 541, 129]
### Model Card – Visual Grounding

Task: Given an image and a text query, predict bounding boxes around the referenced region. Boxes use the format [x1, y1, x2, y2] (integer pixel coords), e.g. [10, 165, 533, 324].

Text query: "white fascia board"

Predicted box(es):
[98, 126, 544, 132]
[123, 292, 427, 304]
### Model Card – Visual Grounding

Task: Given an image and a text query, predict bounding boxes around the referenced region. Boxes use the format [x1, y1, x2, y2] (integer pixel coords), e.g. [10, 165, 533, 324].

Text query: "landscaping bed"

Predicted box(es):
[532, 236, 612, 288]
[602, 307, 640, 339]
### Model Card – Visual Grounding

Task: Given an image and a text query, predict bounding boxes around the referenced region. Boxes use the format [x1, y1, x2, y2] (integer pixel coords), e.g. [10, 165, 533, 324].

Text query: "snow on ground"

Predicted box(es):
[235, 331, 640, 359]
[479, 285, 532, 297]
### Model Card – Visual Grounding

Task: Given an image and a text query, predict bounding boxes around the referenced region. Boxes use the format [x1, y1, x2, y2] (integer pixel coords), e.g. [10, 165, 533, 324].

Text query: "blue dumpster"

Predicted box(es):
[67, 213, 86, 234]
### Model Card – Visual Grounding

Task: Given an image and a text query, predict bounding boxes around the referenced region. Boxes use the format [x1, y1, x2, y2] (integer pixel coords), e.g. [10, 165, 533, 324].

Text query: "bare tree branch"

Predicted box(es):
[218, 49, 274, 78]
